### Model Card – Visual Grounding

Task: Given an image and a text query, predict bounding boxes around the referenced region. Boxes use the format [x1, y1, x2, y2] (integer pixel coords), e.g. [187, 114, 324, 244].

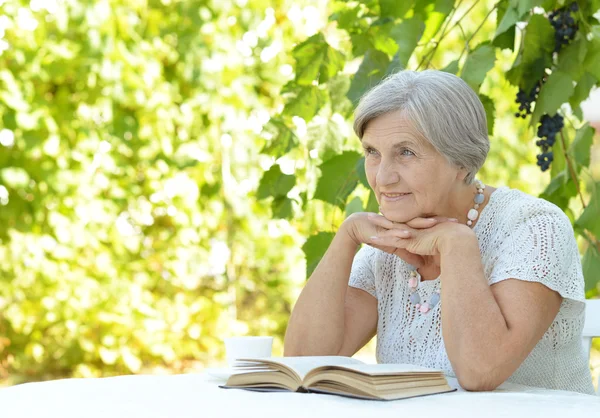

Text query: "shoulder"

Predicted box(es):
[488, 187, 572, 233]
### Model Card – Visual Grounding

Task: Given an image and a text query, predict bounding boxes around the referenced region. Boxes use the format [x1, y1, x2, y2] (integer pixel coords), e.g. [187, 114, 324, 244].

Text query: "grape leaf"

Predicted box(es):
[575, 181, 600, 237]
[347, 49, 390, 105]
[356, 156, 369, 188]
[557, 37, 588, 82]
[314, 151, 362, 209]
[388, 18, 425, 70]
[569, 123, 595, 172]
[582, 244, 600, 292]
[441, 59, 459, 74]
[461, 43, 496, 91]
[530, 71, 574, 127]
[302, 231, 336, 278]
[506, 14, 554, 91]
[261, 118, 299, 158]
[583, 38, 600, 81]
[345, 196, 364, 217]
[293, 33, 345, 86]
[570, 72, 597, 111]
[282, 85, 328, 122]
[478, 94, 495, 135]
[379, 0, 414, 18]
[257, 165, 296, 200]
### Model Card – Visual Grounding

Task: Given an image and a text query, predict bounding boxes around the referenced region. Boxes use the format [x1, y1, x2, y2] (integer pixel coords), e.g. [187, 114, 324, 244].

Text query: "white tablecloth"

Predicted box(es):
[0, 372, 598, 418]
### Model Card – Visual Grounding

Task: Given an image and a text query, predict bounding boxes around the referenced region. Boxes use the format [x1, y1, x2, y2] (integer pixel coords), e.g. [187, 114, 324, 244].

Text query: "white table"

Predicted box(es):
[0, 372, 598, 418]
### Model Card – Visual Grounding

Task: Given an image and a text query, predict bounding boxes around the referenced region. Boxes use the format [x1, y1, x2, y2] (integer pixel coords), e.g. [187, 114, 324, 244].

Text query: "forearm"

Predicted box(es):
[284, 228, 359, 356]
[439, 227, 511, 390]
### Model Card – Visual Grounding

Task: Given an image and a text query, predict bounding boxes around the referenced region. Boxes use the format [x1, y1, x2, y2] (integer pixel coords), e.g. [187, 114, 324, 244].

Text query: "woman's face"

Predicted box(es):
[362, 110, 465, 223]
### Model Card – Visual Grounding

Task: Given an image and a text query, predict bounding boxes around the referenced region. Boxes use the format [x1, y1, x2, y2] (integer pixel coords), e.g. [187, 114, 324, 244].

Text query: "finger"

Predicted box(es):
[367, 213, 399, 229]
[368, 231, 410, 248]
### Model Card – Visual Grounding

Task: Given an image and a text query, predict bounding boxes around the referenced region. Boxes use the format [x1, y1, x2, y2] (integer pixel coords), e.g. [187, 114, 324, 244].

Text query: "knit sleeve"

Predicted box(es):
[487, 200, 586, 314]
[348, 245, 378, 299]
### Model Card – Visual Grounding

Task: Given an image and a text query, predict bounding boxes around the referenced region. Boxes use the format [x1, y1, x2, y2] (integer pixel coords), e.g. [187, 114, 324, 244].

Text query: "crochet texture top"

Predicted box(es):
[348, 186, 595, 394]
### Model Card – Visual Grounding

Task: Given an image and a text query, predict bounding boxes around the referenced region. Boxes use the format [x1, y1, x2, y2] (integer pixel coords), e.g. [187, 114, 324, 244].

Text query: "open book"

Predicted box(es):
[219, 356, 456, 401]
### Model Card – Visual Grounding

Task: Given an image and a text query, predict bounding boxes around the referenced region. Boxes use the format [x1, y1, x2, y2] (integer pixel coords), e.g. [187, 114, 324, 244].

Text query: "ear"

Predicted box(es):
[455, 167, 469, 182]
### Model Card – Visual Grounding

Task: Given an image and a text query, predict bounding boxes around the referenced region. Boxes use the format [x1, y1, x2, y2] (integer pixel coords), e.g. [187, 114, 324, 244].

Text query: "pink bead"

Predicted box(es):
[415, 303, 421, 309]
[419, 303, 430, 313]
[408, 277, 418, 288]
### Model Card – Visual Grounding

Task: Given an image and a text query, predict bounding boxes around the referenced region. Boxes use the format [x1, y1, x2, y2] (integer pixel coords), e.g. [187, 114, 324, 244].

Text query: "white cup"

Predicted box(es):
[224, 336, 273, 367]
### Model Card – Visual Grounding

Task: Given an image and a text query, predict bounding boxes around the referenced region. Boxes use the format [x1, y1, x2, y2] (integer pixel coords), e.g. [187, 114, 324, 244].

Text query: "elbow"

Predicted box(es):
[455, 366, 502, 392]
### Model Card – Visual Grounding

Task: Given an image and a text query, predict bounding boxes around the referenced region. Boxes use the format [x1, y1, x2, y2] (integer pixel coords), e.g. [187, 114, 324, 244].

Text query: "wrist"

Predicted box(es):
[340, 216, 362, 247]
[439, 223, 478, 256]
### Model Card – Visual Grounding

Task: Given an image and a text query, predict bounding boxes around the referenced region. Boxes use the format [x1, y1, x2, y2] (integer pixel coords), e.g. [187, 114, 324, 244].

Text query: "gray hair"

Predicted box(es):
[353, 70, 490, 184]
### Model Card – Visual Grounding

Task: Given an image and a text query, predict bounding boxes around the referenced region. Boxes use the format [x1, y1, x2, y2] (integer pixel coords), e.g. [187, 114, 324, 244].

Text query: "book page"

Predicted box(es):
[330, 363, 442, 376]
[236, 356, 365, 380]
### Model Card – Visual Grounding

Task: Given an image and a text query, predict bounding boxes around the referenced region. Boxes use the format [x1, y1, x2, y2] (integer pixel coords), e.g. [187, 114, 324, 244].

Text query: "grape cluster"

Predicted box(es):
[514, 81, 543, 118]
[548, 2, 579, 53]
[535, 114, 564, 171]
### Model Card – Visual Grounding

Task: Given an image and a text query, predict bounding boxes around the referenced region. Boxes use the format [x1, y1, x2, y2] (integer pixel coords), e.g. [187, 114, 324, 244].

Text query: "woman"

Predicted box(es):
[283, 70, 595, 394]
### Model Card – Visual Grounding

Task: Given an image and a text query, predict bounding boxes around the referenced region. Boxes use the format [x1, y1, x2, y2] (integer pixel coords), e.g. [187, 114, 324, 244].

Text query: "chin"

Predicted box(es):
[380, 210, 414, 223]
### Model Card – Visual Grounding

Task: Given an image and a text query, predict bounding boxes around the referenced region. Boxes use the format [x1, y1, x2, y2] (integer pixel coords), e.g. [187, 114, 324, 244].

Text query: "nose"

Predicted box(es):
[375, 158, 400, 187]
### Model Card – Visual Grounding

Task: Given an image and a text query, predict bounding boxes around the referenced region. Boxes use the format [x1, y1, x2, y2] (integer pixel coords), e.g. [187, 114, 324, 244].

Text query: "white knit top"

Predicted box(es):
[348, 186, 595, 394]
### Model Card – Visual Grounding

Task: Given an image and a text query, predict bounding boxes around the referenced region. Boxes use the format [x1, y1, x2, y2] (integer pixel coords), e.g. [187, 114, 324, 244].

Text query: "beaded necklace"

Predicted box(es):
[407, 179, 486, 314]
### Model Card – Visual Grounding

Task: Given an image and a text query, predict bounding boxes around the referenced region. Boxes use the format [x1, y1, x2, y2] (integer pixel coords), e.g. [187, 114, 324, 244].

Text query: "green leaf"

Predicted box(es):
[302, 231, 336, 278]
[461, 43, 496, 91]
[261, 118, 299, 158]
[345, 196, 364, 217]
[550, 129, 566, 178]
[347, 49, 390, 105]
[506, 14, 554, 91]
[256, 165, 296, 200]
[478, 94, 495, 135]
[530, 71, 574, 126]
[418, 0, 454, 44]
[271, 196, 294, 219]
[314, 151, 362, 209]
[282, 85, 327, 122]
[583, 38, 600, 81]
[539, 170, 577, 210]
[582, 244, 600, 292]
[292, 33, 345, 86]
[379, 0, 414, 18]
[356, 156, 369, 188]
[495, 4, 519, 37]
[366, 190, 379, 212]
[575, 182, 600, 237]
[388, 18, 425, 70]
[556, 37, 588, 82]
[441, 59, 459, 74]
[569, 123, 594, 172]
[569, 72, 597, 111]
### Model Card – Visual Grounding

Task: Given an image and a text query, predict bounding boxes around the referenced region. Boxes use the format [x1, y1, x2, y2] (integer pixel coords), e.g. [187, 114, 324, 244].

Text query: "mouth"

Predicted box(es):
[380, 192, 411, 202]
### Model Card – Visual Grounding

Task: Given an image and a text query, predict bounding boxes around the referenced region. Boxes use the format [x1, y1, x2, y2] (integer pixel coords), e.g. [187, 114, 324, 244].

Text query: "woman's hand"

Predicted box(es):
[365, 213, 472, 260]
[342, 212, 458, 268]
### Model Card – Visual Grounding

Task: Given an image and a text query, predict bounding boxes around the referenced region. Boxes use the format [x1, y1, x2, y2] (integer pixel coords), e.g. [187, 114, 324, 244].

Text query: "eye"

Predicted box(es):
[401, 148, 415, 157]
[363, 146, 378, 156]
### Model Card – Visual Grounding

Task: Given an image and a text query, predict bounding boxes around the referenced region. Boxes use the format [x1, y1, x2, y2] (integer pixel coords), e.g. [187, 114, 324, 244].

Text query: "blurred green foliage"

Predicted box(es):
[0, 0, 598, 385]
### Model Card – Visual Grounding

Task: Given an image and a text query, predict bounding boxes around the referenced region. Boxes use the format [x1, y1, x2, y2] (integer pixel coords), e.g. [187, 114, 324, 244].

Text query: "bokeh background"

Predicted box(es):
[0, 0, 598, 389]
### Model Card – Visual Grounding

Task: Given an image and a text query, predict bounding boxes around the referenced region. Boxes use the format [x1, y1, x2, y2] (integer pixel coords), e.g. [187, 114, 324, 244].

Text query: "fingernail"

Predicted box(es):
[370, 236, 379, 240]
[448, 218, 458, 222]
[427, 218, 436, 222]
[401, 230, 410, 235]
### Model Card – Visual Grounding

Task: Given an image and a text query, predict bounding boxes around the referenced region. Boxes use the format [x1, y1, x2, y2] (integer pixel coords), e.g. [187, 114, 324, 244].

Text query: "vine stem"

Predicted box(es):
[456, 4, 498, 63]
[416, 0, 474, 70]
[559, 129, 586, 209]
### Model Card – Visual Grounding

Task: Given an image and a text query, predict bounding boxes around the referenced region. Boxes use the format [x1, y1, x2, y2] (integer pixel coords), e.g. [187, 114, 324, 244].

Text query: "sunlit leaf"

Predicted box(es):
[314, 151, 362, 209]
[302, 231, 336, 278]
[257, 165, 296, 200]
[293, 33, 345, 86]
